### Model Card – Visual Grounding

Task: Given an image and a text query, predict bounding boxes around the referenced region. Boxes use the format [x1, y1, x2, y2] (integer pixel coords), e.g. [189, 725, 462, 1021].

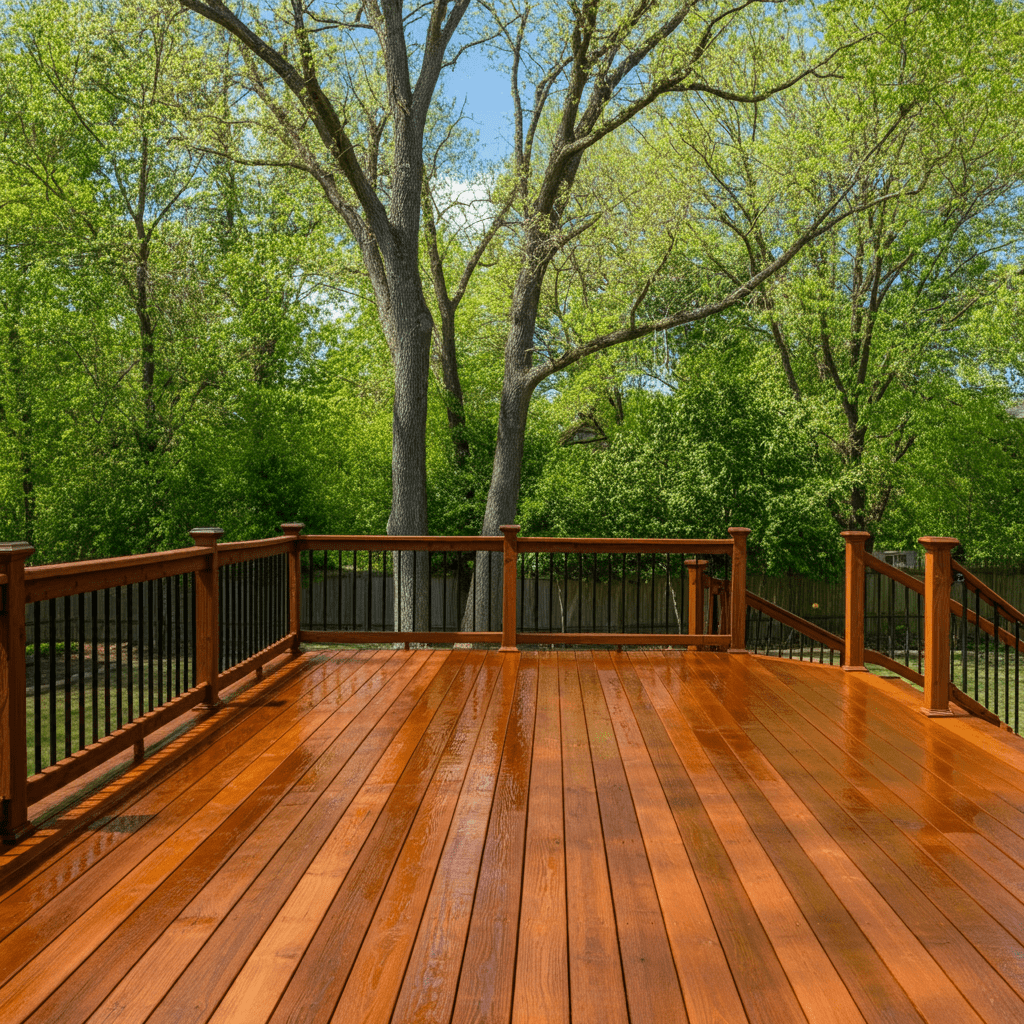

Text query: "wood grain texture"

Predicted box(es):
[388, 654, 519, 1024]
[557, 652, 630, 1024]
[449, 656, 537, 1024]
[144, 649, 462, 1024]
[511, 652, 568, 1024]
[578, 651, 688, 1024]
[3, 649, 1024, 1024]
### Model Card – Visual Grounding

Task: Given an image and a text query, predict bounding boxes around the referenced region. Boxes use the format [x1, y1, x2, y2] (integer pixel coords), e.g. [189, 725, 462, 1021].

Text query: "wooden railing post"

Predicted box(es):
[190, 528, 224, 708]
[685, 559, 707, 639]
[499, 525, 520, 652]
[920, 536, 958, 717]
[728, 527, 751, 653]
[0, 541, 35, 843]
[841, 531, 871, 672]
[280, 523, 305, 651]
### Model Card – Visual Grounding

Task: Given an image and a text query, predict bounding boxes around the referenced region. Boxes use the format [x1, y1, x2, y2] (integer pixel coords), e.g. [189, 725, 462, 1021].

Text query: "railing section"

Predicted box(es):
[25, 572, 198, 779]
[1, 526, 299, 841]
[297, 535, 504, 646]
[949, 559, 1024, 733]
[513, 534, 743, 648]
[295, 529, 749, 649]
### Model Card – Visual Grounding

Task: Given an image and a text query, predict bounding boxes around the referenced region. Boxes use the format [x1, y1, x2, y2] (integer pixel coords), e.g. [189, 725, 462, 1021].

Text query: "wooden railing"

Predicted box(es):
[750, 532, 1024, 730]
[0, 525, 303, 842]
[0, 523, 749, 841]
[296, 526, 751, 651]
[12, 519, 1015, 842]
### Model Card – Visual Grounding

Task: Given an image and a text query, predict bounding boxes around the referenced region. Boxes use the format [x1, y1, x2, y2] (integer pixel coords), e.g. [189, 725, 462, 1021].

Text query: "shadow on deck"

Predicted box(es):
[3, 648, 1024, 1024]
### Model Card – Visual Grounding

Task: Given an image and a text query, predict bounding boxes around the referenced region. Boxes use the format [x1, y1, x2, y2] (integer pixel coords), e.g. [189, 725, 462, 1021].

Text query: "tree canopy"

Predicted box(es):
[1, 0, 1022, 577]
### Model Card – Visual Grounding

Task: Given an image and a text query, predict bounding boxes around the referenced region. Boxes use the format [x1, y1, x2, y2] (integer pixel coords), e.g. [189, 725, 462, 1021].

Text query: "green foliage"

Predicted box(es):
[521, 337, 843, 577]
[1, 0, 1022, 581]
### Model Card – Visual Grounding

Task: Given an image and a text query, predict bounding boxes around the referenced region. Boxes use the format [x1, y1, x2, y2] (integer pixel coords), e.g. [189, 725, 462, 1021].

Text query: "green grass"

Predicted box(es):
[25, 658, 194, 773]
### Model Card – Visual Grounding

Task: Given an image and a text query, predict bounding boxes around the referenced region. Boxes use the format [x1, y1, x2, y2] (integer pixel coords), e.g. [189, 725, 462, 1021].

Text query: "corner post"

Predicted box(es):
[190, 528, 224, 708]
[280, 523, 305, 652]
[0, 542, 35, 843]
[841, 531, 871, 672]
[728, 528, 751, 653]
[920, 536, 958, 717]
[499, 525, 520, 652]
[685, 559, 708, 640]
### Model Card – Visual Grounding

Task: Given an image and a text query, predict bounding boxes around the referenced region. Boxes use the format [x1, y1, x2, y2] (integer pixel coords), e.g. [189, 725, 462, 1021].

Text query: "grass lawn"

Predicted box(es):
[25, 658, 195, 773]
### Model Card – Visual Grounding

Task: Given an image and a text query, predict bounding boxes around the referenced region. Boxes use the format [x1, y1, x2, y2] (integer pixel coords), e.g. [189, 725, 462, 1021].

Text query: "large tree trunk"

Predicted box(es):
[461, 267, 542, 632]
[380, 256, 433, 632]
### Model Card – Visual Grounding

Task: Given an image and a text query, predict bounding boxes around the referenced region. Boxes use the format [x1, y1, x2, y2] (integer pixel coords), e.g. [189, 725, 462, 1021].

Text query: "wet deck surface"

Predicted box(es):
[4, 647, 1024, 1023]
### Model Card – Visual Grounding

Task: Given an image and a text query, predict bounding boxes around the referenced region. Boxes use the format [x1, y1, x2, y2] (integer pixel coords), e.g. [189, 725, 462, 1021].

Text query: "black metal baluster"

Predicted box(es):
[32, 602, 41, 774]
[961, 578, 968, 695]
[362, 550, 369, 632]
[63, 595, 72, 758]
[575, 551, 582, 632]
[634, 553, 640, 634]
[219, 565, 226, 671]
[548, 554, 554, 633]
[565, 552, 573, 630]
[1016, 617, 1020, 735]
[320, 550, 327, 634]
[982, 591, 989, 707]
[261, 556, 268, 649]
[77, 594, 85, 751]
[141, 582, 148, 713]
[994, 606, 1001, 717]
[157, 578, 164, 708]
[47, 600, 56, 768]
[191, 577, 198, 689]
[905, 578, 911, 668]
[116, 586, 123, 727]
[127, 586, 134, 721]
[970, 586, 978, 699]
[103, 588, 111, 734]
[173, 575, 180, 697]
[351, 550, 357, 631]
[412, 549, 418, 632]
[91, 590, 100, 741]
[147, 579, 154, 714]
[242, 560, 249, 659]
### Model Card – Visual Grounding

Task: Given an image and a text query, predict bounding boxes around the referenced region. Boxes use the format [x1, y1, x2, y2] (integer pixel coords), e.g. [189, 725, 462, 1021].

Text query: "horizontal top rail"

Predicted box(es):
[24, 551, 208, 604]
[25, 544, 202, 582]
[299, 535, 503, 552]
[217, 537, 293, 565]
[863, 551, 924, 595]
[517, 537, 734, 555]
[952, 559, 1024, 627]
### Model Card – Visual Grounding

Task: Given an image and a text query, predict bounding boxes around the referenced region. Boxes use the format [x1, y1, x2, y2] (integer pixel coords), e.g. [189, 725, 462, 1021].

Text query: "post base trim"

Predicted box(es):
[0, 818, 36, 846]
[920, 706, 956, 717]
[498, 646, 519, 653]
[727, 647, 750, 655]
[842, 665, 867, 673]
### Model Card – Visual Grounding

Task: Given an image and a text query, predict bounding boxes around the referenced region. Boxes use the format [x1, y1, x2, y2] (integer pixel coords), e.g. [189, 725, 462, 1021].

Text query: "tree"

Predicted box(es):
[680, 0, 1024, 538]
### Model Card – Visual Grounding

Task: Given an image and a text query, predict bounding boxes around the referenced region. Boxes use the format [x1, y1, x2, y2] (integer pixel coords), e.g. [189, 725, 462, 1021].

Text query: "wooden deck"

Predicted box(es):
[4, 649, 1024, 1023]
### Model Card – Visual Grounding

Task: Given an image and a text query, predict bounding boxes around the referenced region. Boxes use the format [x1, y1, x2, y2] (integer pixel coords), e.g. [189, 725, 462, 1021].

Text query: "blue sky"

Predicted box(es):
[442, 52, 513, 161]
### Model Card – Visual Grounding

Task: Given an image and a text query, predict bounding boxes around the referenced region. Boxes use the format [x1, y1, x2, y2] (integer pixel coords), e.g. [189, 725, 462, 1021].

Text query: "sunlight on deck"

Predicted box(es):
[3, 648, 1024, 1024]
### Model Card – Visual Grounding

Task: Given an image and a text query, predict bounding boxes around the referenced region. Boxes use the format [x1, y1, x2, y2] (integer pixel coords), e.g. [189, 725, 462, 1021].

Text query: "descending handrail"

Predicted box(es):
[863, 552, 924, 595]
[745, 590, 845, 653]
[952, 560, 1024, 630]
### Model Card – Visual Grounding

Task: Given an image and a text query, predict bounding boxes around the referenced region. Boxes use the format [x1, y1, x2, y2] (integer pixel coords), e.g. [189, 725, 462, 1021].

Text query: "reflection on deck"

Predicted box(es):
[3, 648, 1024, 1023]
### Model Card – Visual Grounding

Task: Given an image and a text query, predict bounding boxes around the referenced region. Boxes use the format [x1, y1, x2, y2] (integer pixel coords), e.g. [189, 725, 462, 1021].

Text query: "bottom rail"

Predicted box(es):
[27, 684, 210, 805]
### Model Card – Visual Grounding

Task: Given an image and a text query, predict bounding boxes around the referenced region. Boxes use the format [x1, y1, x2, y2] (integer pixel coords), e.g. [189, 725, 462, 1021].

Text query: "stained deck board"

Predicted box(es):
[5, 650, 1024, 1023]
